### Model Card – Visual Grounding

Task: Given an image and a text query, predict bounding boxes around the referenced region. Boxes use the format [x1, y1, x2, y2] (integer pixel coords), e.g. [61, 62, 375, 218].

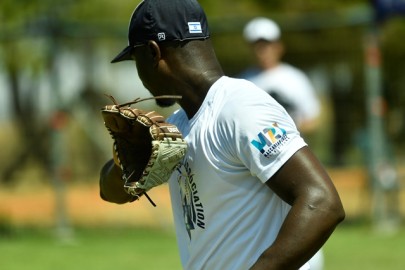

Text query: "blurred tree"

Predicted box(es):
[0, 0, 102, 182]
[0, 0, 404, 184]
[381, 18, 405, 148]
[1, 0, 53, 182]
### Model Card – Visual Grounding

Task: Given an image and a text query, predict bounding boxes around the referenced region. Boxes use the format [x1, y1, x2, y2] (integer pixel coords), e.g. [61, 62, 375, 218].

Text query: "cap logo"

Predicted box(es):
[188, 22, 202, 34]
[157, 32, 166, 41]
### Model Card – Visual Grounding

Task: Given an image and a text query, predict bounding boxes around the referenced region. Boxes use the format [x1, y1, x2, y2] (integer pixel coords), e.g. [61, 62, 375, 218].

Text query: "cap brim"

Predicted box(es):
[111, 46, 133, 63]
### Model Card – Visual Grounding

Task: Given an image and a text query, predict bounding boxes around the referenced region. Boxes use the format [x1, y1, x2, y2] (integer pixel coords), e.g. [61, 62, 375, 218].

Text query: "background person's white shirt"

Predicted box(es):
[246, 63, 320, 128]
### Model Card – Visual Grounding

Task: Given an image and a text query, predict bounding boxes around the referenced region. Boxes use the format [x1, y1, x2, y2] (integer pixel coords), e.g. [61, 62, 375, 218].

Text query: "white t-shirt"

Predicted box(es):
[167, 76, 307, 270]
[245, 63, 320, 127]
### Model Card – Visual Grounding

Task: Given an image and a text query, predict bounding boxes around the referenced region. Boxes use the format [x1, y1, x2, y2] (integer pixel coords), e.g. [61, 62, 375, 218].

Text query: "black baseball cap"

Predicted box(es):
[111, 0, 210, 63]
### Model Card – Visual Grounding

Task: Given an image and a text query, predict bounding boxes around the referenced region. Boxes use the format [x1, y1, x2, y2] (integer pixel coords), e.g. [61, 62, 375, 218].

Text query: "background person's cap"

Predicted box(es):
[243, 17, 281, 43]
[111, 0, 210, 63]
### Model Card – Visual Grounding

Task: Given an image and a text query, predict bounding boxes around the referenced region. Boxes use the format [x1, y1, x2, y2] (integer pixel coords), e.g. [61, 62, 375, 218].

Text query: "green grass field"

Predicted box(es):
[0, 226, 181, 270]
[323, 223, 405, 270]
[0, 223, 404, 270]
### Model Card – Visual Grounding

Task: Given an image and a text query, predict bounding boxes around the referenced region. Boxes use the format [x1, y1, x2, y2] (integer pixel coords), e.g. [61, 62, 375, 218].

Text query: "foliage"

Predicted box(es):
[0, 0, 404, 183]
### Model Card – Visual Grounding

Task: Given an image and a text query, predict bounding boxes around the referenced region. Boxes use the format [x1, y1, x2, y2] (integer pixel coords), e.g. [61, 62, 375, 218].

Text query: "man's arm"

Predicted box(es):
[99, 159, 135, 204]
[250, 146, 345, 270]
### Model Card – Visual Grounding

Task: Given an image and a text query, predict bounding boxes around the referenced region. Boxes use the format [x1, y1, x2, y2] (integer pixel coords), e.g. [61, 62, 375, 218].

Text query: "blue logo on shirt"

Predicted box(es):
[250, 123, 289, 158]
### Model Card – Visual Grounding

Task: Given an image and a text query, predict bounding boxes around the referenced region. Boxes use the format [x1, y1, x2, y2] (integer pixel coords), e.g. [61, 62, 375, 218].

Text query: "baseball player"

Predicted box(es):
[241, 17, 321, 135]
[100, 0, 345, 269]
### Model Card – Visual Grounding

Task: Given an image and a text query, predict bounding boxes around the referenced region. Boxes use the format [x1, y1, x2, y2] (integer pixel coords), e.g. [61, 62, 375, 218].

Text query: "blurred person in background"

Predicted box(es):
[241, 17, 324, 270]
[241, 17, 321, 136]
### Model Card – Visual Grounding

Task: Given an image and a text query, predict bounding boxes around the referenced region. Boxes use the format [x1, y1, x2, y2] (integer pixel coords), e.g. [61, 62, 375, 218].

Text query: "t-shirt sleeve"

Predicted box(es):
[220, 88, 307, 183]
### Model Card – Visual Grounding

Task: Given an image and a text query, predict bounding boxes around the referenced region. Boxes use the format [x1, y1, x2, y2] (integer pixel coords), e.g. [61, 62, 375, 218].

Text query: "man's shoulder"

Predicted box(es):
[217, 77, 280, 117]
[220, 76, 270, 101]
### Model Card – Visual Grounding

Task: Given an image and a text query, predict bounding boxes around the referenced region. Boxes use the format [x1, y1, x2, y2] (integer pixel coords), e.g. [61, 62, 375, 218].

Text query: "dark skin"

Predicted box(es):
[251, 148, 344, 270]
[100, 38, 345, 269]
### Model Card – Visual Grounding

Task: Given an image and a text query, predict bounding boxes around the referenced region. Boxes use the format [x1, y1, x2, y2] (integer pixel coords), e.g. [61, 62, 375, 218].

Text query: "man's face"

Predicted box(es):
[251, 40, 283, 69]
[132, 45, 153, 90]
[131, 45, 177, 108]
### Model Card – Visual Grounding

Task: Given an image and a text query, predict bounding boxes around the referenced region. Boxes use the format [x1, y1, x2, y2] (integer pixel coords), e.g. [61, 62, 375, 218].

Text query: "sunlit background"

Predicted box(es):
[1, 1, 404, 269]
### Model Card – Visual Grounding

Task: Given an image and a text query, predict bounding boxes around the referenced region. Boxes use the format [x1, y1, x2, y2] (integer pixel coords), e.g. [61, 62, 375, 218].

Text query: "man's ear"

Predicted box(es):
[147, 40, 161, 66]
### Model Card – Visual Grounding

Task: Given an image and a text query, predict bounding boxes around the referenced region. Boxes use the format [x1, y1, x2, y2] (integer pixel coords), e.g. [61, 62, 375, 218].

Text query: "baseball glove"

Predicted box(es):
[101, 95, 187, 206]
